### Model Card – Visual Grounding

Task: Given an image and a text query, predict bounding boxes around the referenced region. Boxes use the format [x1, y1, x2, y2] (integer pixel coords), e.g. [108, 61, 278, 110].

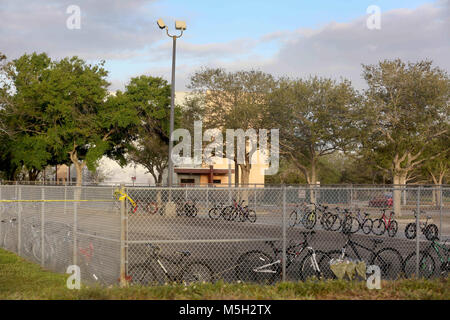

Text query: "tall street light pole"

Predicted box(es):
[157, 19, 186, 187]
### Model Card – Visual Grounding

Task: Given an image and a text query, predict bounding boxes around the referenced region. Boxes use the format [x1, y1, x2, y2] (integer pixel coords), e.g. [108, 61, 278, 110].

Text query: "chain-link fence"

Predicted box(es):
[1, 185, 449, 286]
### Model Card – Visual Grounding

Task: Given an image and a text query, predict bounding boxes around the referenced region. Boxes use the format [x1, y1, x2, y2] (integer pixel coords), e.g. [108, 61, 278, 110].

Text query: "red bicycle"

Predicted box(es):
[132, 200, 160, 215]
[372, 209, 398, 237]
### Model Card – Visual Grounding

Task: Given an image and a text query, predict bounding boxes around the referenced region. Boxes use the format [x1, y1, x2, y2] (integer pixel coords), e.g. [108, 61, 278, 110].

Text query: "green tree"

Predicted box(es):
[268, 77, 360, 189]
[121, 76, 172, 185]
[361, 59, 449, 215]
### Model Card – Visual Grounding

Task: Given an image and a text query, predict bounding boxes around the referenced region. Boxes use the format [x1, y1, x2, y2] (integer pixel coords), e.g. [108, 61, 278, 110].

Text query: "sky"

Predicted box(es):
[0, 0, 449, 92]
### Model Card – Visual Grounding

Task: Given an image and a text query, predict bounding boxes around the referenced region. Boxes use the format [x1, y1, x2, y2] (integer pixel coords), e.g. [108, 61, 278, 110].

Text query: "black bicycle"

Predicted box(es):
[323, 233, 404, 280]
[288, 203, 316, 229]
[208, 202, 227, 220]
[404, 210, 439, 241]
[222, 199, 257, 223]
[235, 231, 334, 284]
[175, 199, 198, 217]
[127, 243, 213, 285]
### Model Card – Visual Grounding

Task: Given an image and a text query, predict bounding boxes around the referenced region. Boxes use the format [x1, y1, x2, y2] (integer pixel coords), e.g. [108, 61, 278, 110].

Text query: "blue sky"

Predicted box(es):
[1, 0, 448, 91]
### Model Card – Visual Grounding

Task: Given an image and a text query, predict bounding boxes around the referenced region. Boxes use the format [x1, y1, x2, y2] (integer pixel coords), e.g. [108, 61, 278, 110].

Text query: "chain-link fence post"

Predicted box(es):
[73, 187, 78, 267]
[41, 187, 45, 267]
[350, 184, 353, 208]
[119, 184, 127, 287]
[415, 186, 421, 277]
[17, 186, 22, 256]
[282, 185, 287, 282]
[439, 185, 442, 240]
[64, 184, 67, 215]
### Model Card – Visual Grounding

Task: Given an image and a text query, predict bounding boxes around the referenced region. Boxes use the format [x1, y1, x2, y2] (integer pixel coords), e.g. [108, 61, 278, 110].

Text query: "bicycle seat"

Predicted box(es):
[177, 251, 191, 257]
[370, 239, 384, 245]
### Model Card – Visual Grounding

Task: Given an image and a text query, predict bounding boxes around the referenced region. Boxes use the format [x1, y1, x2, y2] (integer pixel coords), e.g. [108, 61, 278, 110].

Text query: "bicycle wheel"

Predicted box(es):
[181, 261, 213, 284]
[300, 250, 334, 281]
[372, 219, 386, 236]
[222, 206, 235, 221]
[235, 250, 277, 284]
[362, 219, 373, 235]
[387, 220, 398, 238]
[403, 251, 435, 279]
[189, 205, 198, 218]
[127, 264, 158, 286]
[371, 247, 403, 280]
[303, 212, 317, 230]
[424, 224, 438, 241]
[146, 202, 159, 215]
[289, 211, 298, 227]
[320, 212, 332, 230]
[404, 223, 417, 239]
[326, 214, 341, 231]
[341, 216, 356, 234]
[246, 209, 257, 223]
[208, 207, 221, 220]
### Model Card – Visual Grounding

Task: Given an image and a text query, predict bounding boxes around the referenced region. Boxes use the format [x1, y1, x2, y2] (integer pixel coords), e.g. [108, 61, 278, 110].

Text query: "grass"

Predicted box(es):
[0, 248, 448, 300]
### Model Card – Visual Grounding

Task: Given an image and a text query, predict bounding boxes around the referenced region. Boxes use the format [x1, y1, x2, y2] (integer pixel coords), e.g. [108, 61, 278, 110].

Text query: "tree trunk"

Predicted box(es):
[309, 158, 318, 204]
[393, 173, 407, 217]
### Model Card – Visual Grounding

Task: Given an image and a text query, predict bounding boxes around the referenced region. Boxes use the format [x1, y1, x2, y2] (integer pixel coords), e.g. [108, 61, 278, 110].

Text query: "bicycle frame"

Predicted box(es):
[380, 210, 395, 229]
[338, 235, 379, 261]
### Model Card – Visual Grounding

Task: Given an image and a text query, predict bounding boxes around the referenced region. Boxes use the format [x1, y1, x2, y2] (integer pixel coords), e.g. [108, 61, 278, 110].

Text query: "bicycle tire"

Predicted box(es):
[362, 218, 373, 235]
[387, 220, 398, 238]
[424, 224, 438, 241]
[223, 206, 236, 221]
[326, 214, 341, 232]
[247, 209, 257, 223]
[289, 210, 298, 227]
[146, 202, 159, 215]
[181, 261, 213, 284]
[303, 212, 317, 230]
[300, 250, 334, 281]
[208, 207, 221, 220]
[404, 223, 417, 239]
[127, 264, 158, 286]
[342, 216, 356, 234]
[403, 251, 435, 279]
[370, 247, 403, 280]
[235, 250, 277, 284]
[372, 219, 386, 236]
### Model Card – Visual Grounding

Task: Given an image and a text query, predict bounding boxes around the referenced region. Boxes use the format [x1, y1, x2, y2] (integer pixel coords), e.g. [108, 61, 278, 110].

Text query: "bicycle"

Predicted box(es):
[325, 207, 354, 233]
[351, 208, 373, 235]
[127, 243, 213, 285]
[372, 209, 398, 237]
[322, 232, 404, 280]
[235, 231, 334, 284]
[404, 210, 439, 241]
[208, 202, 227, 220]
[222, 199, 257, 223]
[288, 203, 316, 229]
[175, 198, 198, 217]
[403, 237, 449, 279]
